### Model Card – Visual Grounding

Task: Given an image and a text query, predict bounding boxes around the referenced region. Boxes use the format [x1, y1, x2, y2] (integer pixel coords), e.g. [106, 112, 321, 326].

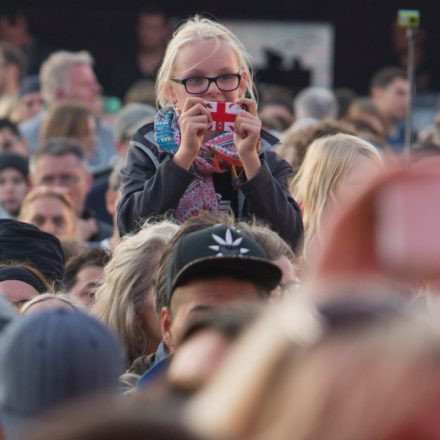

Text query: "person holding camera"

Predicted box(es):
[117, 16, 302, 251]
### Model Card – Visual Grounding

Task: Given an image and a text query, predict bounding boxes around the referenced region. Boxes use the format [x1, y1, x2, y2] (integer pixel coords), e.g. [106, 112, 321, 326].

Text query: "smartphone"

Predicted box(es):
[376, 177, 440, 277]
[205, 102, 242, 132]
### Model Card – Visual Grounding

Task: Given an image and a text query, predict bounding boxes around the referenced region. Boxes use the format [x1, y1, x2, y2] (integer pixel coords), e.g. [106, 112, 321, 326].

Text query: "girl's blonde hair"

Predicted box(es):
[156, 15, 255, 108]
[290, 133, 382, 260]
[91, 220, 179, 363]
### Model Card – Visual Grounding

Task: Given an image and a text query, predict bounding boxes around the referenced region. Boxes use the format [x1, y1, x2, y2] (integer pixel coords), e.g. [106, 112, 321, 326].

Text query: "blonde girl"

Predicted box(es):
[117, 16, 303, 252]
[290, 133, 383, 261]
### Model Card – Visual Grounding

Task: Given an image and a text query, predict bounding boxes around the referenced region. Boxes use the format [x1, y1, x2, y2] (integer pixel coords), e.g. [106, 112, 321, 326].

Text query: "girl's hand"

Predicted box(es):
[234, 98, 261, 179]
[174, 97, 212, 170]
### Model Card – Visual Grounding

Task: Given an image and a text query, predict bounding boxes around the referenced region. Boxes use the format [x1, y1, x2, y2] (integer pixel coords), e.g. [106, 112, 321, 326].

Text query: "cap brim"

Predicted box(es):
[172, 256, 282, 295]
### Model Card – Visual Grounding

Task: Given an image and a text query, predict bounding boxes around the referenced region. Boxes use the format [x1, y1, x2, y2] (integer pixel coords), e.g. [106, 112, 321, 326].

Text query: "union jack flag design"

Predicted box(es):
[206, 102, 241, 132]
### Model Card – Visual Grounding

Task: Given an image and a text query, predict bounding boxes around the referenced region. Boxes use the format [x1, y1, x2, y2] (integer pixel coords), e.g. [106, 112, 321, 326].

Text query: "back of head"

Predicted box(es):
[258, 309, 440, 440]
[293, 87, 338, 121]
[280, 119, 356, 171]
[92, 220, 179, 361]
[40, 51, 93, 105]
[0, 309, 124, 438]
[115, 103, 157, 142]
[40, 101, 93, 141]
[291, 133, 382, 259]
[156, 15, 254, 108]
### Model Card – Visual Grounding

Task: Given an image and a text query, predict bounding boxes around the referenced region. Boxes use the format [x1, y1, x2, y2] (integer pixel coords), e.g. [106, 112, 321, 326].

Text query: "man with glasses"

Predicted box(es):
[29, 138, 112, 242]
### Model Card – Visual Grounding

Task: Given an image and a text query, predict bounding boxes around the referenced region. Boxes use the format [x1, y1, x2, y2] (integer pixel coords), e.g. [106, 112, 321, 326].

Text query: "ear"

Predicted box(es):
[164, 82, 178, 110]
[238, 71, 248, 99]
[160, 307, 174, 352]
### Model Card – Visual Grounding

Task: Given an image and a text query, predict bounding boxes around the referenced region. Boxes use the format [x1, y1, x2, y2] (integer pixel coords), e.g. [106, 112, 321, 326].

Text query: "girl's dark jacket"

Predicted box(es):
[117, 123, 303, 253]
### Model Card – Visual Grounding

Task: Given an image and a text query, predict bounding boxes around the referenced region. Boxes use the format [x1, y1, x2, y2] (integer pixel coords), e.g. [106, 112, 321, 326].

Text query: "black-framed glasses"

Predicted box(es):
[171, 73, 241, 94]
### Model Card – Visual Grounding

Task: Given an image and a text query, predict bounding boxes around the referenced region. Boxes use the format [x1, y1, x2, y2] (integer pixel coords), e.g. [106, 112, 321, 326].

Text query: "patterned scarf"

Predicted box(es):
[154, 109, 243, 223]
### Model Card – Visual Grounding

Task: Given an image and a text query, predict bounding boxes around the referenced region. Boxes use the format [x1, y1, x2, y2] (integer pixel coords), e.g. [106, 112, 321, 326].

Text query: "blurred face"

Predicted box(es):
[0, 16, 27, 45]
[374, 78, 409, 121]
[167, 40, 246, 112]
[0, 167, 28, 215]
[21, 195, 77, 238]
[168, 329, 231, 391]
[0, 280, 38, 310]
[0, 127, 27, 156]
[161, 277, 262, 351]
[69, 265, 104, 309]
[137, 13, 169, 50]
[61, 63, 102, 112]
[16, 91, 44, 122]
[31, 153, 91, 215]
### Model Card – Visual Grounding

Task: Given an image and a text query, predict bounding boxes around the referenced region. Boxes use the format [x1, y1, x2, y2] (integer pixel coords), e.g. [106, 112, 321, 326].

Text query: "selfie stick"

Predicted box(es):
[397, 10, 420, 155]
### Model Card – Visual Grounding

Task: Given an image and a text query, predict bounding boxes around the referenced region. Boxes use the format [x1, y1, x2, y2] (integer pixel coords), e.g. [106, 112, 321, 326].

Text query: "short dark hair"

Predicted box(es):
[0, 118, 20, 137]
[0, 3, 25, 23]
[30, 138, 86, 174]
[138, 4, 170, 22]
[370, 67, 407, 90]
[64, 248, 111, 291]
[0, 42, 26, 79]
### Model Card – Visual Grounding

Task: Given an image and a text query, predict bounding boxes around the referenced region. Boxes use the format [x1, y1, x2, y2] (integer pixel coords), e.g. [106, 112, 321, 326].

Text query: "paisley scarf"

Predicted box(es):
[154, 109, 243, 223]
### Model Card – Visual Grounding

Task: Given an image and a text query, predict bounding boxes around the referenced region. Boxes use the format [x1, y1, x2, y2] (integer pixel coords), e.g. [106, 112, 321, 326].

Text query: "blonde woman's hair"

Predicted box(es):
[40, 50, 94, 105]
[290, 133, 382, 260]
[156, 15, 255, 108]
[40, 101, 93, 142]
[187, 302, 440, 440]
[91, 220, 179, 363]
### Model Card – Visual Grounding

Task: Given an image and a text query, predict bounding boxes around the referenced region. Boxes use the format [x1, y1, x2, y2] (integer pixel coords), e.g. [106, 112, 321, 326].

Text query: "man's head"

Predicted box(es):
[137, 6, 171, 52]
[0, 118, 27, 156]
[0, 42, 25, 94]
[30, 138, 92, 216]
[0, 5, 29, 47]
[0, 152, 28, 216]
[13, 75, 44, 123]
[370, 67, 409, 123]
[159, 224, 281, 351]
[0, 309, 124, 439]
[64, 248, 110, 310]
[40, 51, 102, 112]
[114, 103, 157, 157]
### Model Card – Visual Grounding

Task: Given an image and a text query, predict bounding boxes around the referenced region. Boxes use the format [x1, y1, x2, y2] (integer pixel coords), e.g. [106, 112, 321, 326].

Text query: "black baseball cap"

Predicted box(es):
[166, 224, 282, 302]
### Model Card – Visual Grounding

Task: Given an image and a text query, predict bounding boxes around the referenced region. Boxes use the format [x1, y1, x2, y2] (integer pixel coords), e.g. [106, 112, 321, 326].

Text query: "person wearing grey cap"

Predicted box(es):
[0, 309, 125, 439]
[85, 103, 157, 228]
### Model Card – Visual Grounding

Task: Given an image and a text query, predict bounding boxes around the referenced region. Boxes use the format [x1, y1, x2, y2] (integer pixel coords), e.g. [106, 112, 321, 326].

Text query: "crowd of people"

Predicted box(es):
[0, 5, 440, 440]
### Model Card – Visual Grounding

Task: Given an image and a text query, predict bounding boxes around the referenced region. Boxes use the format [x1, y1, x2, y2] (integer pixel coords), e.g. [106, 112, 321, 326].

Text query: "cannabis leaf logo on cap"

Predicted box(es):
[208, 228, 250, 257]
